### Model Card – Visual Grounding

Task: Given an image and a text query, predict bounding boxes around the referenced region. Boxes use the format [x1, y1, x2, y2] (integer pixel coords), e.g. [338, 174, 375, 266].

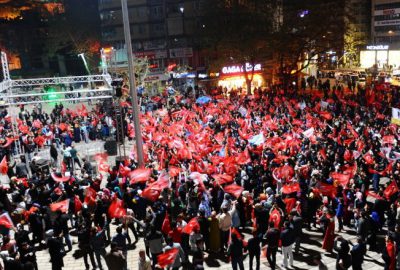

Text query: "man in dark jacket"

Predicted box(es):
[247, 229, 261, 270]
[47, 232, 65, 270]
[264, 222, 280, 270]
[351, 237, 366, 270]
[105, 242, 126, 270]
[227, 233, 245, 270]
[289, 210, 303, 254]
[280, 221, 295, 269]
[77, 224, 97, 270]
[53, 210, 72, 251]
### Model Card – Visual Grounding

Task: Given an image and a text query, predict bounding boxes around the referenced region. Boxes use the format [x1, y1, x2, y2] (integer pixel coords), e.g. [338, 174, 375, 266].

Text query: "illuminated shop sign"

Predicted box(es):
[366, 45, 389, 50]
[221, 63, 262, 74]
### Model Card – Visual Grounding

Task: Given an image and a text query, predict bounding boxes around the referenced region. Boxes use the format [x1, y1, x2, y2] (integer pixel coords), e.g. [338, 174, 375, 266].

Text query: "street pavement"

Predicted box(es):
[26, 141, 387, 270]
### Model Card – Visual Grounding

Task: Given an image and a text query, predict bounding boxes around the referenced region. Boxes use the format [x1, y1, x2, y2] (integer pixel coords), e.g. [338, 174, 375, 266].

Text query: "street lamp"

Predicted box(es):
[121, 0, 145, 167]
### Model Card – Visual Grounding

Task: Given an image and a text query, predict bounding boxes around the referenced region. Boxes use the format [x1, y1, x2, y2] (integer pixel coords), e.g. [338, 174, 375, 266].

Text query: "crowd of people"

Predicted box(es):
[0, 82, 398, 270]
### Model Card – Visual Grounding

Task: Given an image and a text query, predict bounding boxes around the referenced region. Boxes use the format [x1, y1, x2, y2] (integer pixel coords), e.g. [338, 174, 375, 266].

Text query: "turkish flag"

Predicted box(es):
[0, 212, 14, 229]
[50, 199, 70, 213]
[129, 168, 151, 184]
[34, 136, 46, 147]
[141, 187, 161, 202]
[162, 214, 171, 235]
[319, 149, 327, 160]
[19, 125, 29, 134]
[384, 181, 399, 199]
[168, 166, 181, 177]
[98, 162, 110, 173]
[61, 161, 67, 174]
[383, 135, 396, 145]
[14, 177, 28, 187]
[347, 122, 359, 138]
[366, 190, 384, 203]
[51, 173, 70, 183]
[80, 104, 88, 117]
[119, 164, 131, 177]
[319, 111, 332, 120]
[284, 197, 296, 214]
[74, 195, 82, 213]
[281, 182, 300, 194]
[93, 153, 108, 163]
[32, 119, 42, 129]
[236, 149, 251, 165]
[182, 217, 200, 234]
[177, 147, 192, 160]
[363, 153, 374, 165]
[318, 182, 336, 198]
[0, 137, 15, 148]
[269, 208, 281, 229]
[212, 174, 234, 185]
[59, 123, 68, 131]
[330, 172, 351, 187]
[0, 156, 7, 174]
[273, 165, 294, 181]
[157, 248, 179, 268]
[223, 184, 244, 198]
[344, 149, 353, 162]
[108, 198, 126, 219]
[84, 187, 97, 205]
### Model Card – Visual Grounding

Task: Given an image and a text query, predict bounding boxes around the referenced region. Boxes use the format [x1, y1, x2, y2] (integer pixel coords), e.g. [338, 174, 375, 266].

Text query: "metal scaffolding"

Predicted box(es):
[0, 51, 115, 156]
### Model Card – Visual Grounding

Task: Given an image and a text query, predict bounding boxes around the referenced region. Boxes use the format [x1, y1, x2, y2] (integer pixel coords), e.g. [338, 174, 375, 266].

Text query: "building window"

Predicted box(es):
[375, 3, 400, 10]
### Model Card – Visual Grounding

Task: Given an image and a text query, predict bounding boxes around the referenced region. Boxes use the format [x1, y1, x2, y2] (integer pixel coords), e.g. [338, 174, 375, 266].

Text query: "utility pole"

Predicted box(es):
[121, 0, 145, 167]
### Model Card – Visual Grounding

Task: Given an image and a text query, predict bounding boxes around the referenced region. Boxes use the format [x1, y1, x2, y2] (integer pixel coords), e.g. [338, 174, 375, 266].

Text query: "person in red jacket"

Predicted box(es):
[383, 234, 396, 270]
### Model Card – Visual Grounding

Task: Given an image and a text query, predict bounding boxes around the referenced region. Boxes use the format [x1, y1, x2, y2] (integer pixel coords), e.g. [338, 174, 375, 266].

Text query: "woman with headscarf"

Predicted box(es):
[208, 211, 221, 253]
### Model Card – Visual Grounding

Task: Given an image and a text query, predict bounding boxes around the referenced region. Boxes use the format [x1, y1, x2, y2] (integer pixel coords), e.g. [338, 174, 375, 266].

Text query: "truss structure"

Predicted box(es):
[0, 51, 115, 156]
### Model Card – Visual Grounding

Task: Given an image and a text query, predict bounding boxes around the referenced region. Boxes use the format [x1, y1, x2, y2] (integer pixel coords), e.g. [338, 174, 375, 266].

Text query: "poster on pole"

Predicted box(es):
[392, 108, 400, 125]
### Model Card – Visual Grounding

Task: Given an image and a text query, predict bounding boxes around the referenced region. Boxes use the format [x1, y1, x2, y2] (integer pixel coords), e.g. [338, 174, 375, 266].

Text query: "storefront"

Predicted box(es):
[360, 44, 400, 69]
[217, 63, 264, 91]
[143, 73, 169, 96]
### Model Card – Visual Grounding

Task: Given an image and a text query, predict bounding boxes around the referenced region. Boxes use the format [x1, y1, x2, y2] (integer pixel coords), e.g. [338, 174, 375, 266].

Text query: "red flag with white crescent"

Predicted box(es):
[157, 248, 179, 268]
[50, 199, 70, 213]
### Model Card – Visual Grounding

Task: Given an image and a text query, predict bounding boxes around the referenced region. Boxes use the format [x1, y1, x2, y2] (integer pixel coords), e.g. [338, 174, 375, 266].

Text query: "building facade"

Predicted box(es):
[372, 0, 400, 46]
[98, 0, 206, 90]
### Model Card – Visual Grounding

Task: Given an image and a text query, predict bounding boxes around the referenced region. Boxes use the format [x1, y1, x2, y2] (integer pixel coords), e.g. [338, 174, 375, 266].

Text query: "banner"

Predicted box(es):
[392, 108, 400, 125]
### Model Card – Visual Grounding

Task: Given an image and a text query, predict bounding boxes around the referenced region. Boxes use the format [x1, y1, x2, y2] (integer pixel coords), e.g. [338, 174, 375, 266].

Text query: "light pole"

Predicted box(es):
[121, 0, 145, 167]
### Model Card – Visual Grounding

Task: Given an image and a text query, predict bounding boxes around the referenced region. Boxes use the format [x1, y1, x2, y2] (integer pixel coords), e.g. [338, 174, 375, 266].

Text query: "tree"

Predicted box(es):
[198, 0, 277, 93]
[270, 0, 346, 88]
[45, 0, 101, 73]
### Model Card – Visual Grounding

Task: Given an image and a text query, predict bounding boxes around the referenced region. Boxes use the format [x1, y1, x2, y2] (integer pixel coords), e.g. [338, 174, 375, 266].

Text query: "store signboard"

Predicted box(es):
[366, 45, 389, 50]
[375, 19, 400, 26]
[374, 8, 400, 16]
[221, 63, 262, 75]
[134, 50, 167, 59]
[144, 74, 169, 82]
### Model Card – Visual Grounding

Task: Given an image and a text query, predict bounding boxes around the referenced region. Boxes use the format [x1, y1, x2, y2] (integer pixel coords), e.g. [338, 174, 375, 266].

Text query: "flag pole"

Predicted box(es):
[121, 0, 145, 167]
